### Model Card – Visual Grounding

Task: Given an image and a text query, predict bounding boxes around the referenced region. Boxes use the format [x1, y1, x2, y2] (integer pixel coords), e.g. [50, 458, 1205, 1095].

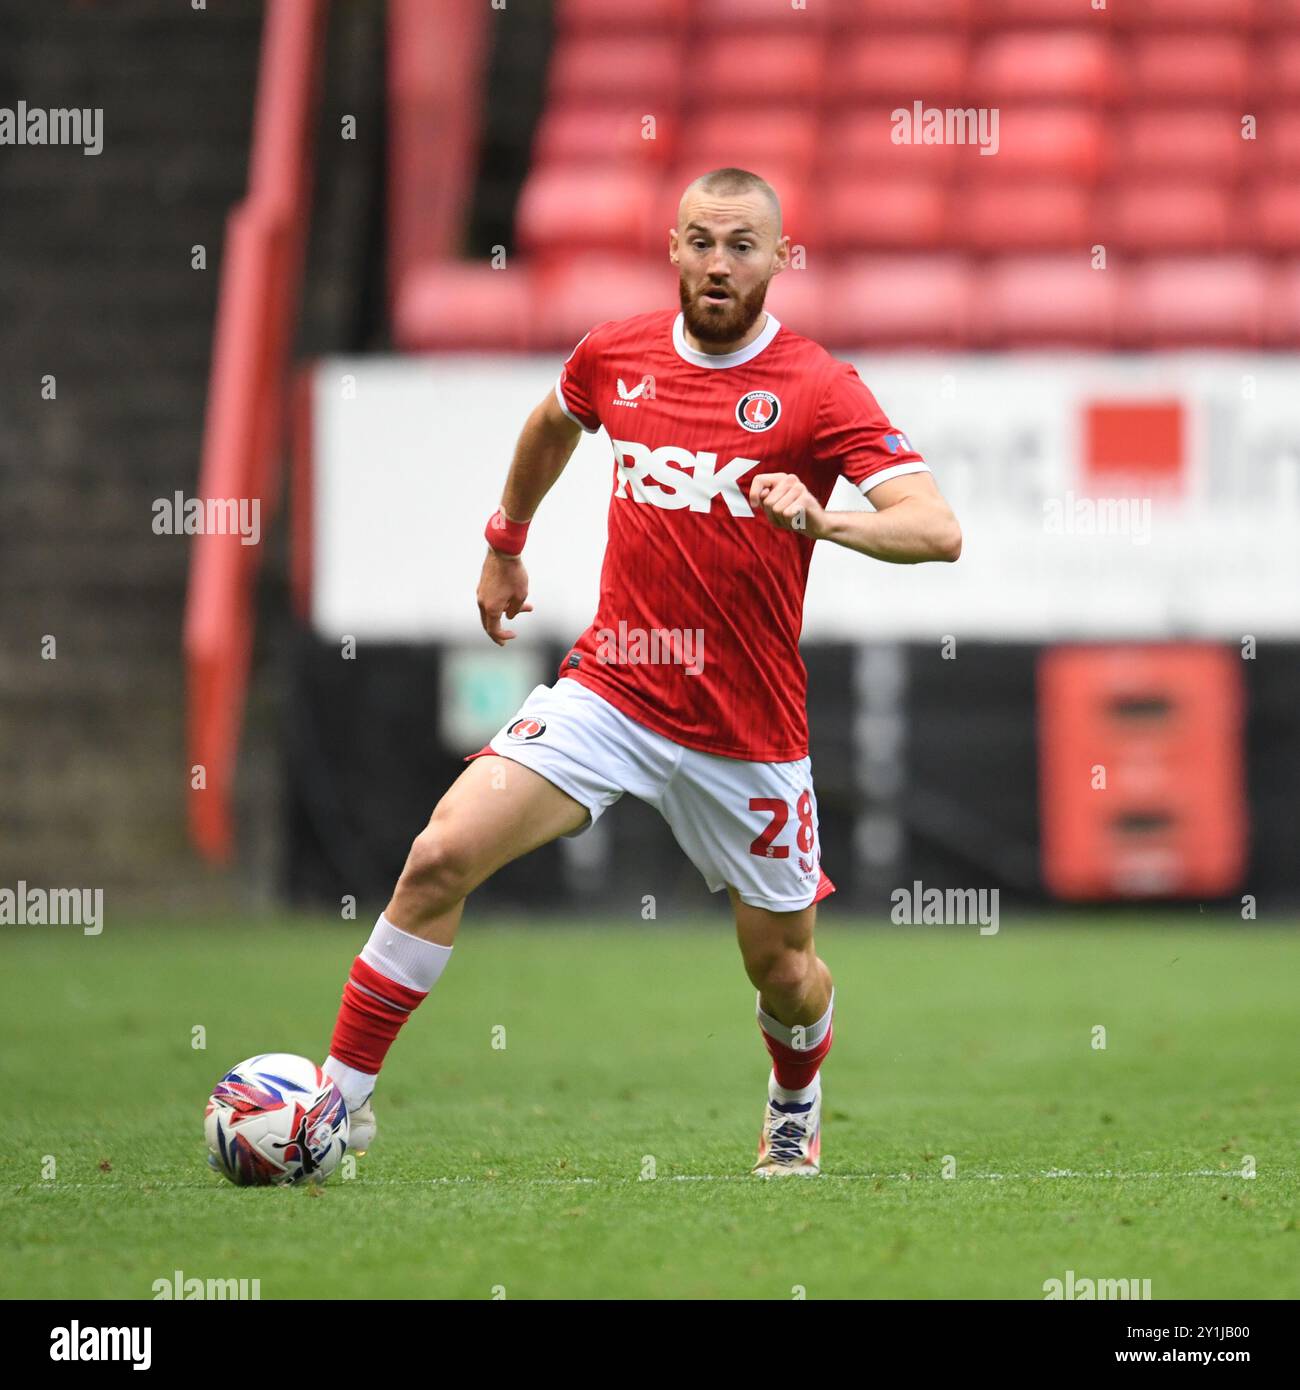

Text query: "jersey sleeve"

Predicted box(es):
[812, 360, 930, 498]
[555, 328, 603, 433]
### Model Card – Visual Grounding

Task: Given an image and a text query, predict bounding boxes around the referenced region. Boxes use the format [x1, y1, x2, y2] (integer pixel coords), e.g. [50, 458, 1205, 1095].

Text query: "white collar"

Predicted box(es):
[671, 311, 782, 369]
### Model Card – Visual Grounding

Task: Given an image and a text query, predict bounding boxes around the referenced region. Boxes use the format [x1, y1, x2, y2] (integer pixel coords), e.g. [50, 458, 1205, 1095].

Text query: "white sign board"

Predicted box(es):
[309, 354, 1300, 642]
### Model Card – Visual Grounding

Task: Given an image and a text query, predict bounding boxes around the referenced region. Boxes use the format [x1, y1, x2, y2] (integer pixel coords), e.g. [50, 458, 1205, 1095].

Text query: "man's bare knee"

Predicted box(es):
[397, 823, 479, 917]
[747, 948, 813, 999]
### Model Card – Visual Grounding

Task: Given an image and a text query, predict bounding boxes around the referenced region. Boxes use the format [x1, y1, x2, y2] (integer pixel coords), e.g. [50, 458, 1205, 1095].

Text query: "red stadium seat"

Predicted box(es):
[977, 255, 1121, 347]
[827, 34, 969, 103]
[676, 110, 820, 177]
[554, 0, 690, 32]
[1265, 261, 1300, 346]
[823, 256, 975, 347]
[517, 167, 662, 256]
[993, 107, 1105, 180]
[831, 0, 971, 25]
[972, 32, 1114, 102]
[821, 177, 948, 252]
[768, 178, 815, 250]
[532, 104, 677, 170]
[1273, 37, 1300, 96]
[1105, 183, 1235, 253]
[694, 0, 830, 28]
[833, 106, 961, 175]
[972, 0, 1115, 25]
[394, 262, 533, 351]
[1268, 107, 1300, 169]
[530, 256, 674, 351]
[694, 34, 825, 103]
[762, 264, 832, 344]
[1113, 110, 1248, 178]
[1262, 109, 1300, 169]
[1113, 0, 1258, 26]
[1250, 180, 1300, 251]
[951, 181, 1093, 251]
[1126, 258, 1267, 346]
[1126, 37, 1252, 103]
[547, 37, 682, 105]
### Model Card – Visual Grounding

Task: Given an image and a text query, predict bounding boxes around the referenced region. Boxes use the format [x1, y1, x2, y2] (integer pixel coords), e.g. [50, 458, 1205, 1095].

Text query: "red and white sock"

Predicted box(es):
[324, 914, 452, 1111]
[757, 988, 834, 1103]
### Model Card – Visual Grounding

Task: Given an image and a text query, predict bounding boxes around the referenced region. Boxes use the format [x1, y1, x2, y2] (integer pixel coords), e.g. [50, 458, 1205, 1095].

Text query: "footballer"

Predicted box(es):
[320, 168, 962, 1176]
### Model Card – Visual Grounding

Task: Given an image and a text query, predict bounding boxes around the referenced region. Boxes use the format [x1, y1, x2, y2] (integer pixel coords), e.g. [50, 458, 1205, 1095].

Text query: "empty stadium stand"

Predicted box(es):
[393, 0, 1300, 350]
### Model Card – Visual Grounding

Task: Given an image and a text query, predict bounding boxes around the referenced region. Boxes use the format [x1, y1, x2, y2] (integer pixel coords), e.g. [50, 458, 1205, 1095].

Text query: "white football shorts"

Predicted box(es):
[471, 677, 834, 913]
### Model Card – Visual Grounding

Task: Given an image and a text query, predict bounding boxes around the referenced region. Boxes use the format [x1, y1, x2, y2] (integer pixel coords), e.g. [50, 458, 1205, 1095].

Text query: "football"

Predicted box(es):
[204, 1053, 350, 1187]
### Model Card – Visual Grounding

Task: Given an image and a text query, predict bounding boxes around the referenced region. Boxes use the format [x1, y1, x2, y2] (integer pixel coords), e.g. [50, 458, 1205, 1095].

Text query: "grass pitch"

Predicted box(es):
[1, 915, 1297, 1300]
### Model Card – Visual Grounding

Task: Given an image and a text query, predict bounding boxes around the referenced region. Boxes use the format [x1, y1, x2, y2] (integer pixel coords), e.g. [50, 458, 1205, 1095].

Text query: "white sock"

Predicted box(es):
[756, 988, 834, 1049]
[323, 1055, 377, 1112]
[361, 912, 453, 991]
[769, 1071, 820, 1106]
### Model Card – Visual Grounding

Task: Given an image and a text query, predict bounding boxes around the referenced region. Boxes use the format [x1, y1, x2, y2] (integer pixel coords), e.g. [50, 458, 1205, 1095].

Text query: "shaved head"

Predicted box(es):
[677, 167, 782, 237]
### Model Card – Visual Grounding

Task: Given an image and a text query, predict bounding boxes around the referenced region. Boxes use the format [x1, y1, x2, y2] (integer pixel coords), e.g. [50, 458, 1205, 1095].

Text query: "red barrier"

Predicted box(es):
[1038, 644, 1247, 899]
[184, 1, 326, 862]
[387, 0, 490, 337]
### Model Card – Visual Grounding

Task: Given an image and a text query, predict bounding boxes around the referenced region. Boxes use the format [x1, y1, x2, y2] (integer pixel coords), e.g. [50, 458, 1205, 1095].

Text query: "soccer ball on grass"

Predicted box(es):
[205, 1053, 349, 1186]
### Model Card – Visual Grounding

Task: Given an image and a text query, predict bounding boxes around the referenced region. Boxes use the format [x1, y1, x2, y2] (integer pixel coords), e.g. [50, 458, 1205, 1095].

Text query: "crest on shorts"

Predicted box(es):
[736, 390, 780, 432]
[506, 716, 546, 741]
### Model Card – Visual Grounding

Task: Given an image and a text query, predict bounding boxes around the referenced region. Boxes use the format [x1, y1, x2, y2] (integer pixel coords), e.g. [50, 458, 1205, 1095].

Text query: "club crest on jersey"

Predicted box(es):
[506, 716, 546, 741]
[736, 390, 780, 432]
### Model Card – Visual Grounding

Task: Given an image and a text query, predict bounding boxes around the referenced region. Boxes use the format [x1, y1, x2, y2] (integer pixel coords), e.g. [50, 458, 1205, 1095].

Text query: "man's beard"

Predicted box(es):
[678, 276, 770, 345]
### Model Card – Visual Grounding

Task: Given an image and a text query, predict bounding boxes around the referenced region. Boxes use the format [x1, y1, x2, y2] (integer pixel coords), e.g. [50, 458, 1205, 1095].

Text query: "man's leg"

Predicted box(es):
[731, 889, 835, 1175]
[732, 889, 832, 1027]
[386, 754, 589, 941]
[322, 755, 589, 1132]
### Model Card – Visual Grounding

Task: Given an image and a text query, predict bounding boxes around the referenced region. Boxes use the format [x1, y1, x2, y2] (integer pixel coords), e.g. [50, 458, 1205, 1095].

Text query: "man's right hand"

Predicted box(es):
[477, 549, 534, 645]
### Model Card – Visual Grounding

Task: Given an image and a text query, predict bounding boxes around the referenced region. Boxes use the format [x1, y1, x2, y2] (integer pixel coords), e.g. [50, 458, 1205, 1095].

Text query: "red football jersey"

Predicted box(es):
[554, 308, 929, 761]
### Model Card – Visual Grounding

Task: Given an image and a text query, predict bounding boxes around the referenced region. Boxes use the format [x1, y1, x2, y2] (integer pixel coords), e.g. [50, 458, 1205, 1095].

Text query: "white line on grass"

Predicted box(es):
[15, 1168, 1272, 1192]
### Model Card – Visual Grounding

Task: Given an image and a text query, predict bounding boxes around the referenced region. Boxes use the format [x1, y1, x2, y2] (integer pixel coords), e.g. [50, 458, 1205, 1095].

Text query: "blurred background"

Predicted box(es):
[4, 0, 1300, 919]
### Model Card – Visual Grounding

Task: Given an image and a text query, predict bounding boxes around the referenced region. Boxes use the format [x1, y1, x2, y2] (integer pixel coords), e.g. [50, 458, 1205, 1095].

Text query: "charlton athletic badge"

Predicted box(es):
[736, 390, 781, 432]
[506, 717, 546, 741]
